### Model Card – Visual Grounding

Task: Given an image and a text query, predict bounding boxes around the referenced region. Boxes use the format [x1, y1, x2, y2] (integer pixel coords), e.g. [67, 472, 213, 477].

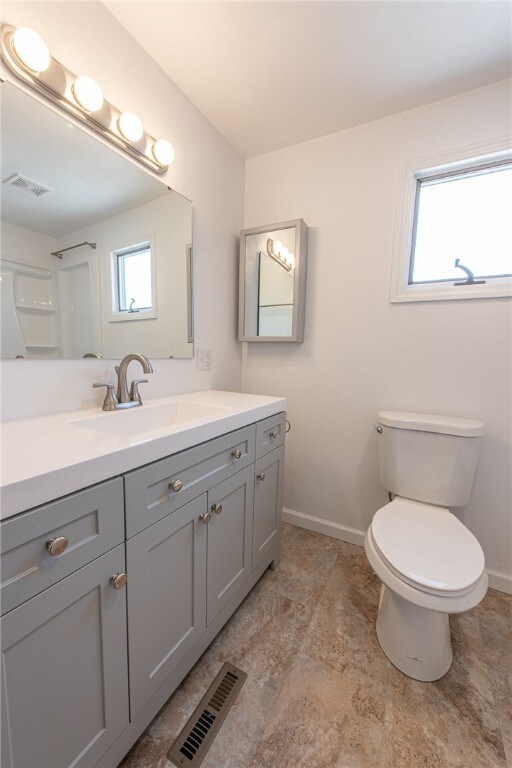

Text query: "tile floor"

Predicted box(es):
[120, 524, 511, 768]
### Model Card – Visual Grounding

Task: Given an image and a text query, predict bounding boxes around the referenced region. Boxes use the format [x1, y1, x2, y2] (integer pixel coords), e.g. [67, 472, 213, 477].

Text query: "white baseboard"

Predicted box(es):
[487, 569, 512, 595]
[282, 507, 366, 547]
[283, 507, 512, 596]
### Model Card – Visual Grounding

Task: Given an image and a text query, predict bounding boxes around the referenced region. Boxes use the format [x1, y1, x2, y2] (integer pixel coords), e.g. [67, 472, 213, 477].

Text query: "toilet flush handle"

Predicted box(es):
[374, 425, 383, 434]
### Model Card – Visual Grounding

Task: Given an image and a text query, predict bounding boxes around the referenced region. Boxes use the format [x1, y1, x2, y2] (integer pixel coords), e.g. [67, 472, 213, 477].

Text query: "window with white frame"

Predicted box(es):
[109, 240, 157, 321]
[391, 145, 512, 302]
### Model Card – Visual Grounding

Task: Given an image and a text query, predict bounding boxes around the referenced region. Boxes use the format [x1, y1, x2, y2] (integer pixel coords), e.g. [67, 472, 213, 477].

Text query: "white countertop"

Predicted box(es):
[0, 390, 286, 520]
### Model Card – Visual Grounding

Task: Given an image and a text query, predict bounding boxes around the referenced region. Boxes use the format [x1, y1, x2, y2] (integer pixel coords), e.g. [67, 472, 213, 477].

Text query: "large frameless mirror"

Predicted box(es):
[0, 82, 194, 359]
[239, 219, 308, 342]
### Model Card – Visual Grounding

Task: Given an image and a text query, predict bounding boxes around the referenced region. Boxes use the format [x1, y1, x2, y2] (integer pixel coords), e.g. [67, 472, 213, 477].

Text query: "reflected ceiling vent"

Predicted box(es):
[3, 173, 53, 197]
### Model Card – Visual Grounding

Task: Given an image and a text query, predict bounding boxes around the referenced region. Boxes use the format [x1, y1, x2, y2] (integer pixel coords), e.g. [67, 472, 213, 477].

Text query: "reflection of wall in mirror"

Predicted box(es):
[55, 193, 191, 359]
[258, 252, 293, 336]
[244, 227, 295, 337]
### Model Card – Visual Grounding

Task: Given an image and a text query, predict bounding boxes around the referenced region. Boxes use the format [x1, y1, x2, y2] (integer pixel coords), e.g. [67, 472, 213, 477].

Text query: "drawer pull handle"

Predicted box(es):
[269, 431, 278, 439]
[46, 536, 69, 557]
[212, 503, 223, 515]
[200, 511, 212, 525]
[257, 472, 266, 481]
[169, 480, 183, 493]
[110, 572, 127, 590]
[231, 449, 242, 460]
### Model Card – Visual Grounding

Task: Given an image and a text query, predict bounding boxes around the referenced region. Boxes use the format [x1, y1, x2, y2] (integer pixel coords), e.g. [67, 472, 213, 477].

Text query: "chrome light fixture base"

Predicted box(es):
[0, 24, 172, 176]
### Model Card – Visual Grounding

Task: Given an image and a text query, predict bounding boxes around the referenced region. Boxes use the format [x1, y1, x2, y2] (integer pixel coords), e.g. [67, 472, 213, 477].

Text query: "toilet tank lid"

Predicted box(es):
[377, 411, 486, 437]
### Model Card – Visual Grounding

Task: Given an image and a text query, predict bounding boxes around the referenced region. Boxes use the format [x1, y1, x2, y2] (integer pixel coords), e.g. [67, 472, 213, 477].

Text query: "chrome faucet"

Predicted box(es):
[93, 353, 153, 411]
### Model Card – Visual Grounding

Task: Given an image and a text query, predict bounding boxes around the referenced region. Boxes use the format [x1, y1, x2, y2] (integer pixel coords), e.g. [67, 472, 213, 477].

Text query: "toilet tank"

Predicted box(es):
[377, 411, 486, 507]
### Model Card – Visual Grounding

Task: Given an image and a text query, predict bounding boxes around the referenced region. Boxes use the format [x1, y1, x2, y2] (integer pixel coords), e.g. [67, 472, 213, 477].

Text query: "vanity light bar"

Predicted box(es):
[0, 24, 174, 175]
[267, 238, 295, 273]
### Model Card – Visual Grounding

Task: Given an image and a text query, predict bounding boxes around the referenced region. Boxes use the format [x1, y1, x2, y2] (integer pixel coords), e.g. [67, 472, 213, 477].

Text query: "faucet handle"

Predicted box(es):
[130, 378, 148, 404]
[93, 383, 118, 411]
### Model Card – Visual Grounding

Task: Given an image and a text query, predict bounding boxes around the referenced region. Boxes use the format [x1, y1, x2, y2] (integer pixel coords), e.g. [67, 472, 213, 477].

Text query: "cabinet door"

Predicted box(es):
[207, 467, 254, 625]
[126, 495, 207, 718]
[253, 445, 285, 570]
[1, 545, 129, 768]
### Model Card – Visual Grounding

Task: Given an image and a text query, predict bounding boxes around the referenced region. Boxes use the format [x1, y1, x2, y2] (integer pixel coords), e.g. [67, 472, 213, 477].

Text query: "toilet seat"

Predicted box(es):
[370, 498, 485, 597]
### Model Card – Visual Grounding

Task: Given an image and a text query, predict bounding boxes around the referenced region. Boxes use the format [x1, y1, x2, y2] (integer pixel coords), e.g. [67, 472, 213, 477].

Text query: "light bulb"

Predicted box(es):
[12, 27, 50, 73]
[289, 254, 296, 269]
[117, 112, 144, 142]
[281, 247, 289, 261]
[152, 139, 175, 166]
[72, 76, 104, 112]
[273, 240, 283, 255]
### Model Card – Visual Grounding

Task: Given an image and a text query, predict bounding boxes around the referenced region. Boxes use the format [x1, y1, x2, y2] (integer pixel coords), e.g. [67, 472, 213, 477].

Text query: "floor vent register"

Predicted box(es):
[167, 662, 247, 768]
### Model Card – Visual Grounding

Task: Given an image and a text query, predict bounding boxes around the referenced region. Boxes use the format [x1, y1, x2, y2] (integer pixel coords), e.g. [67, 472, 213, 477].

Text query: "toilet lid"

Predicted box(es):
[371, 498, 485, 595]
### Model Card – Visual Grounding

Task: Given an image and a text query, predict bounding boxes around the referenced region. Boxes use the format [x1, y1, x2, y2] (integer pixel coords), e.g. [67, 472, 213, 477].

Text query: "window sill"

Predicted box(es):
[108, 310, 157, 322]
[391, 280, 512, 303]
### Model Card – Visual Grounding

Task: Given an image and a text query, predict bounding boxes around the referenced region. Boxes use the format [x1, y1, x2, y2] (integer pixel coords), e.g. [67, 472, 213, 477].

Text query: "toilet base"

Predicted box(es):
[376, 584, 452, 681]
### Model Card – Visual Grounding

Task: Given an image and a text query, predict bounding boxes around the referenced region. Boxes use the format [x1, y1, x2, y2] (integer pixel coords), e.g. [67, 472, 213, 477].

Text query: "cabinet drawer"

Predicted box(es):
[124, 425, 256, 538]
[0, 478, 124, 615]
[255, 412, 286, 458]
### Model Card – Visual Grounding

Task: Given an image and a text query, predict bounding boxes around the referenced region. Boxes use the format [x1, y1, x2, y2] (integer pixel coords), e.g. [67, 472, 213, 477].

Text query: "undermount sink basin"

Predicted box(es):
[71, 401, 233, 438]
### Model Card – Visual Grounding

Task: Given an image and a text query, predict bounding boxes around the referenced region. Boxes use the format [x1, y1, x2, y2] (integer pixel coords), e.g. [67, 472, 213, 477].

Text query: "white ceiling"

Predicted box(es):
[105, 1, 512, 158]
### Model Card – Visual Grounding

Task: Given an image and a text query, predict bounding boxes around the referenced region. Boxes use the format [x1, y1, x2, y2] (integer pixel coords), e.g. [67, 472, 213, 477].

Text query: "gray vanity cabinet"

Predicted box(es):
[253, 445, 285, 570]
[1, 412, 286, 768]
[206, 466, 254, 624]
[125, 495, 207, 718]
[1, 545, 129, 768]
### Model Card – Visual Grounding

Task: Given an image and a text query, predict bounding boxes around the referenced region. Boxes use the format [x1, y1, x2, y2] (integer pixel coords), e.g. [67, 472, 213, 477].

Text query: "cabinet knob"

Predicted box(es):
[212, 503, 223, 515]
[169, 479, 183, 493]
[110, 572, 127, 590]
[269, 431, 278, 439]
[200, 511, 212, 525]
[257, 472, 266, 481]
[231, 449, 242, 460]
[46, 536, 69, 557]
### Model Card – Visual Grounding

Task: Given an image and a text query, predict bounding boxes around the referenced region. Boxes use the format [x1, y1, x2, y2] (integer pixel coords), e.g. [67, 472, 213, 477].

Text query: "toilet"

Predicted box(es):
[365, 411, 488, 682]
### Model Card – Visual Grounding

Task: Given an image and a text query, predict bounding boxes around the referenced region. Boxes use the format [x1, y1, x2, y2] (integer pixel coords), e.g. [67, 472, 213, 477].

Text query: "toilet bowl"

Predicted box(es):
[366, 411, 487, 682]
[365, 497, 487, 681]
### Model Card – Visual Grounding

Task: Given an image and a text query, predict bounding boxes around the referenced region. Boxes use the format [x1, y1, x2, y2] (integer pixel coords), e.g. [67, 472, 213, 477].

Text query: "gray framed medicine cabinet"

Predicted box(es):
[239, 219, 308, 342]
[0, 81, 193, 361]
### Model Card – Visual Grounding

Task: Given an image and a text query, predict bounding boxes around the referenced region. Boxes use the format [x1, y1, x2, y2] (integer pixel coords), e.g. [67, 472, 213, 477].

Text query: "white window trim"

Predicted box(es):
[390, 136, 512, 303]
[107, 233, 157, 322]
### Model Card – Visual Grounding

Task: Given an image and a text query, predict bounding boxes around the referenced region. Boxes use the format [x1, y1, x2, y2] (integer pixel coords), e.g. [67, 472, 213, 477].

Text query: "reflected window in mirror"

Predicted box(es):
[110, 240, 156, 321]
[239, 219, 308, 342]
